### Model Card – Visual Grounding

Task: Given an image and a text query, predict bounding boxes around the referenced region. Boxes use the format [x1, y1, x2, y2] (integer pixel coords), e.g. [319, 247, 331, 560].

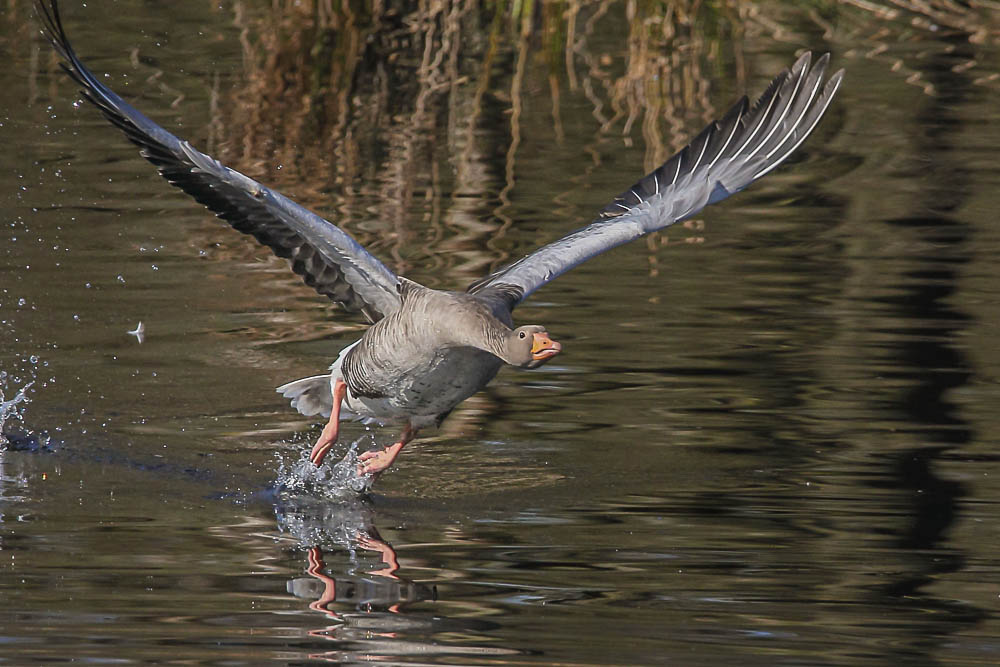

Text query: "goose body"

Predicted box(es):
[36, 0, 843, 478]
[276, 278, 560, 471]
[280, 281, 522, 430]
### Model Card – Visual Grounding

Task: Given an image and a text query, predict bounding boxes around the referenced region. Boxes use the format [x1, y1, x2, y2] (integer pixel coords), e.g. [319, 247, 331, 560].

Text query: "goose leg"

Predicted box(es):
[358, 423, 417, 477]
[309, 379, 348, 466]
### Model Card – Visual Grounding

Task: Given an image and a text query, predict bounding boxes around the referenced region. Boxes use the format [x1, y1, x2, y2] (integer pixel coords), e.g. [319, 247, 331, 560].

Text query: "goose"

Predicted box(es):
[35, 0, 843, 478]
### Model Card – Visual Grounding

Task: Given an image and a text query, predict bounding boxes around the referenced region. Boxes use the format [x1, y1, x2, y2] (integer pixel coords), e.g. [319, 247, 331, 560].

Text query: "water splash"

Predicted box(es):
[0, 379, 33, 448]
[275, 435, 375, 500]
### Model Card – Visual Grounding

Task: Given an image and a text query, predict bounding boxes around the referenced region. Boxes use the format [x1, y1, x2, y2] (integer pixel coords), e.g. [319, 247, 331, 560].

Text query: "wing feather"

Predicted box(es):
[469, 52, 843, 305]
[35, 0, 400, 323]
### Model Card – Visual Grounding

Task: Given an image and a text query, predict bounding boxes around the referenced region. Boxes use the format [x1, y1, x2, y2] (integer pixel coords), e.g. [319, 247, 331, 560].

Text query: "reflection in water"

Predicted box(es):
[841, 0, 1000, 97]
[275, 494, 520, 662]
[867, 36, 982, 652]
[214, 0, 746, 293]
[6, 0, 1000, 663]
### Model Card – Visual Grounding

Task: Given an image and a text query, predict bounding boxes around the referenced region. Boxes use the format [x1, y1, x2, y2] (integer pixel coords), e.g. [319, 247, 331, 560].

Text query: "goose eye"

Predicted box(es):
[518, 331, 526, 339]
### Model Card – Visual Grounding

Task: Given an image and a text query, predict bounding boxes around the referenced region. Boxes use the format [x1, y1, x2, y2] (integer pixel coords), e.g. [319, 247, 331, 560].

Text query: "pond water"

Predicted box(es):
[4, 0, 1000, 664]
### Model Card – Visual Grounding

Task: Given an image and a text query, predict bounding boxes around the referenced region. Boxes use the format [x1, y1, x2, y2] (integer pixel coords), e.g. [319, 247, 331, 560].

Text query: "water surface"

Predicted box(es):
[3, 0, 1000, 664]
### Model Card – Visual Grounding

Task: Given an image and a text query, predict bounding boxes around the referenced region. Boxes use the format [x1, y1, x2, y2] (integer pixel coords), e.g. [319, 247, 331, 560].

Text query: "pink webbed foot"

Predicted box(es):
[358, 442, 405, 476]
[358, 424, 416, 477]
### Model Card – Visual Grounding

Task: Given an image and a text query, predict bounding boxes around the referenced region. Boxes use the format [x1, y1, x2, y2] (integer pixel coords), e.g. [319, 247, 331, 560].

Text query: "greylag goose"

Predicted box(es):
[36, 0, 843, 477]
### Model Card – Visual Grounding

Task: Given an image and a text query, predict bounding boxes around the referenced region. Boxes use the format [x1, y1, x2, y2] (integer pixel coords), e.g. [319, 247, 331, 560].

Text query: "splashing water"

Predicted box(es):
[275, 435, 375, 500]
[0, 380, 33, 447]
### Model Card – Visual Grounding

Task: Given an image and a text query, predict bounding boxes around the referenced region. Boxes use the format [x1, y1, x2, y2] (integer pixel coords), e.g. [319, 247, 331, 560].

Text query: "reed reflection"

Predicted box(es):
[212, 0, 748, 288]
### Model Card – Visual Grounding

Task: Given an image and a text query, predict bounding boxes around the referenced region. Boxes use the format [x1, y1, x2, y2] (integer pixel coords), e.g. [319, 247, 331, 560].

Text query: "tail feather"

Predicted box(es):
[276, 375, 333, 418]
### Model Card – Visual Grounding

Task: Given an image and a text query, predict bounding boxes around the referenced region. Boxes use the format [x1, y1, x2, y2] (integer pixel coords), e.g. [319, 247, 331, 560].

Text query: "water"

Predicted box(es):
[276, 436, 375, 499]
[4, 0, 1000, 663]
[0, 377, 31, 419]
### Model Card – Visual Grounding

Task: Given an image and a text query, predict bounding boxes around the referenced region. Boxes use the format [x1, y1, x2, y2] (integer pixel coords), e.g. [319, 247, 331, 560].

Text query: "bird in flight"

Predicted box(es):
[35, 0, 843, 479]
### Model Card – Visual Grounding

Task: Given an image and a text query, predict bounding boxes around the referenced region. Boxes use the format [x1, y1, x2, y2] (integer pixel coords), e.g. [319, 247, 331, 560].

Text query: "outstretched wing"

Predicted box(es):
[35, 0, 400, 323]
[469, 52, 843, 307]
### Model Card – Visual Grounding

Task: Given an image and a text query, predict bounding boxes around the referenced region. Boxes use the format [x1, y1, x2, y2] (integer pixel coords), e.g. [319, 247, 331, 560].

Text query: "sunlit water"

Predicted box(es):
[4, 0, 1000, 664]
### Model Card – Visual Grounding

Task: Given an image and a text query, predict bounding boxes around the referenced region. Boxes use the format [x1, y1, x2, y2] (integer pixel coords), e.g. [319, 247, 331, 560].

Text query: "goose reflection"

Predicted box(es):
[298, 540, 431, 631]
[277, 495, 434, 615]
[275, 495, 518, 661]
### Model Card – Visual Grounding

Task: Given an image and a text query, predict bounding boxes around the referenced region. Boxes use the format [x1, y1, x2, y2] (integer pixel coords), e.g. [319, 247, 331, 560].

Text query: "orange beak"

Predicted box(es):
[527, 331, 561, 368]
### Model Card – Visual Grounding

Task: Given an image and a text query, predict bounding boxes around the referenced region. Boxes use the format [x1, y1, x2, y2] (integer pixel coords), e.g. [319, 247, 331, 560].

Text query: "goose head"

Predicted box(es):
[504, 325, 561, 369]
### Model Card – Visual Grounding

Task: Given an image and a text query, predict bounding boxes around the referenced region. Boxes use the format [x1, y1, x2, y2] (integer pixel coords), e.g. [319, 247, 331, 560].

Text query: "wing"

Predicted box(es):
[469, 52, 844, 307]
[35, 0, 400, 323]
